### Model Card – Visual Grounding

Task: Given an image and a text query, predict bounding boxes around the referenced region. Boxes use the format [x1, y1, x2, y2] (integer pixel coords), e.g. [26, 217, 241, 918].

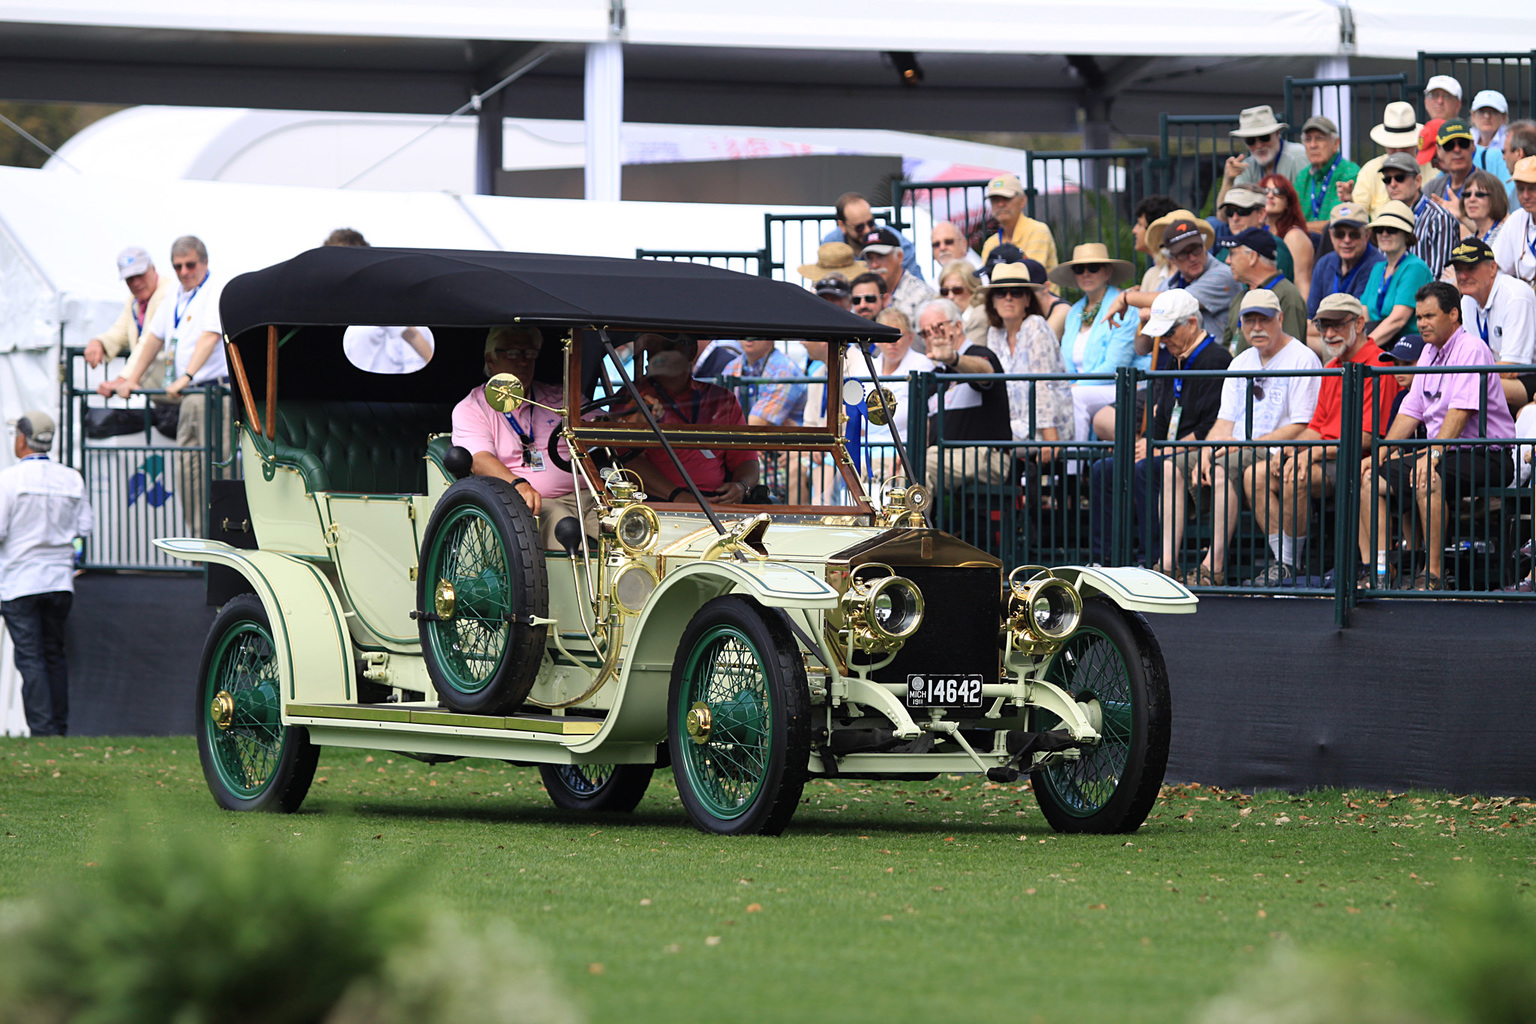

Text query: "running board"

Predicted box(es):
[286, 702, 602, 735]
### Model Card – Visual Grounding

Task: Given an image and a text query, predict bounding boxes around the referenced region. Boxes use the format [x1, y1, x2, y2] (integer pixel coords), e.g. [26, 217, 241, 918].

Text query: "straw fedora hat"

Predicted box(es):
[798, 241, 866, 282]
[1370, 101, 1422, 148]
[1047, 242, 1136, 289]
[1367, 200, 1418, 247]
[1145, 210, 1216, 253]
[979, 262, 1048, 292]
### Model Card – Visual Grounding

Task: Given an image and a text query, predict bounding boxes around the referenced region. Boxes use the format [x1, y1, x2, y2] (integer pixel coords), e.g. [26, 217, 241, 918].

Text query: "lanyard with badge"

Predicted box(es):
[502, 407, 546, 471]
[1475, 304, 1491, 344]
[164, 276, 207, 378]
[1165, 336, 1214, 440]
[1306, 155, 1342, 220]
[653, 380, 714, 459]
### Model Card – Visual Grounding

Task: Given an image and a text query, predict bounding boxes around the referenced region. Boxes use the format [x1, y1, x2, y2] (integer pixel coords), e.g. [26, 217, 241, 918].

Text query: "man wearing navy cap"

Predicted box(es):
[1220, 226, 1307, 352]
[1451, 236, 1536, 413]
[860, 227, 935, 326]
[1425, 118, 1479, 205]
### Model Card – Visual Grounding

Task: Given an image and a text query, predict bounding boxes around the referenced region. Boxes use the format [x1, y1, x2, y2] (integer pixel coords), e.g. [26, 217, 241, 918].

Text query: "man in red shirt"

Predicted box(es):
[620, 333, 760, 505]
[1248, 294, 1400, 584]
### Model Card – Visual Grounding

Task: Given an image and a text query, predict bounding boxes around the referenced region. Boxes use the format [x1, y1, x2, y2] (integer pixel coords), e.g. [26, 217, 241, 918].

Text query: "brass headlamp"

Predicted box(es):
[1004, 565, 1082, 656]
[829, 562, 925, 653]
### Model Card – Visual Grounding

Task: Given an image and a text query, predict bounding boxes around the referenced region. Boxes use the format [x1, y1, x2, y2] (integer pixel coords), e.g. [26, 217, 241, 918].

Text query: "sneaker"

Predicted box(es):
[1407, 571, 1443, 592]
[1247, 562, 1296, 587]
[1355, 567, 1392, 590]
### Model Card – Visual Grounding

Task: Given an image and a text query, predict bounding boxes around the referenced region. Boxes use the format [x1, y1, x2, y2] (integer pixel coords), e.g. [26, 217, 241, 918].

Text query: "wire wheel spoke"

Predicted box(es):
[682, 628, 773, 818]
[555, 764, 615, 795]
[430, 508, 511, 689]
[208, 623, 285, 796]
[1040, 629, 1132, 815]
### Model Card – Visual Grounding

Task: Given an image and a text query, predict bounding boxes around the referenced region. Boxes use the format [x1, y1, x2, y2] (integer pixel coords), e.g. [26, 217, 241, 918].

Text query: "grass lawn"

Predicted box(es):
[3, 735, 1533, 1023]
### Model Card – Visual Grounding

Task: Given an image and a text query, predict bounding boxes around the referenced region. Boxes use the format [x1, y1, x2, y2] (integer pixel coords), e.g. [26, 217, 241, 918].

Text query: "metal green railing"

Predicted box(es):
[1417, 51, 1536, 121]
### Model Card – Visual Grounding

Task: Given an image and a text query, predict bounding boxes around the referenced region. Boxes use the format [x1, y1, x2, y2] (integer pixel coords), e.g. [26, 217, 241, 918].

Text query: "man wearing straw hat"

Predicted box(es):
[798, 242, 867, 289]
[1339, 102, 1424, 219]
[1105, 212, 1241, 342]
[1220, 105, 1307, 204]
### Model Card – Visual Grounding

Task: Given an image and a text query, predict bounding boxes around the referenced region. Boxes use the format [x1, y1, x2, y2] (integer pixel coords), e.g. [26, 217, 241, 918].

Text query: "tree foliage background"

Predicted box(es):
[0, 103, 121, 168]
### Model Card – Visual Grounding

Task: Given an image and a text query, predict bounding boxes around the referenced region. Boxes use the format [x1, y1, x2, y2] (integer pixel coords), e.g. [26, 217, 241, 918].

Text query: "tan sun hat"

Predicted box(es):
[1230, 105, 1288, 139]
[1367, 200, 1418, 246]
[1146, 210, 1216, 254]
[1047, 242, 1136, 289]
[798, 241, 867, 282]
[979, 262, 1048, 292]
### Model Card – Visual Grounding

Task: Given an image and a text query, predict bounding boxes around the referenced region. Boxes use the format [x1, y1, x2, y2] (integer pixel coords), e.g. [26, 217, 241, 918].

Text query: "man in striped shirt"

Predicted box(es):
[1380, 152, 1459, 278]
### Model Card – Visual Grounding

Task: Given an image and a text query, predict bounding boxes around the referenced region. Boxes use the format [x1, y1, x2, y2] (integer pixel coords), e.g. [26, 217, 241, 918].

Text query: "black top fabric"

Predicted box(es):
[220, 246, 897, 344]
[930, 343, 1012, 442]
[1148, 337, 1233, 441]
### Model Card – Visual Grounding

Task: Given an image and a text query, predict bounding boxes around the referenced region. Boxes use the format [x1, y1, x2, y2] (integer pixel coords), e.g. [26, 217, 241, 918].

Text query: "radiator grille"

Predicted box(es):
[869, 565, 1002, 686]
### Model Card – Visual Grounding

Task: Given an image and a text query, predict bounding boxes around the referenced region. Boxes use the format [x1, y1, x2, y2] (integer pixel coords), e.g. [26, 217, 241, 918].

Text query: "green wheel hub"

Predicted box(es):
[675, 624, 774, 820]
[204, 618, 286, 798]
[424, 505, 512, 694]
[1037, 626, 1133, 817]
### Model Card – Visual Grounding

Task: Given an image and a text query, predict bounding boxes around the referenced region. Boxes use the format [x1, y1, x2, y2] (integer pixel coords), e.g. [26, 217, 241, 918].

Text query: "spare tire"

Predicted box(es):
[417, 476, 547, 715]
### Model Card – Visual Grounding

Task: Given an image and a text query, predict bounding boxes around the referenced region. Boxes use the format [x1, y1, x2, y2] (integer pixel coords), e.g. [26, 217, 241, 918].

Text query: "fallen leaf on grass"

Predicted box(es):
[588, 963, 605, 975]
[704, 936, 722, 947]
[1088, 903, 1107, 910]
[745, 903, 762, 913]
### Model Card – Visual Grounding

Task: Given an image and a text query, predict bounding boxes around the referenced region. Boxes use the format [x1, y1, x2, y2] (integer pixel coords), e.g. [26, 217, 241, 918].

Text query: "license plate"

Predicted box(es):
[905, 674, 985, 708]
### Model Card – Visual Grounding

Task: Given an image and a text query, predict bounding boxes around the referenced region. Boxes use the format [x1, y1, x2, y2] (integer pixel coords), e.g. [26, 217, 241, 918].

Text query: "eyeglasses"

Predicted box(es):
[493, 347, 540, 360]
[1462, 189, 1493, 200]
[1169, 245, 1205, 262]
[172, 260, 201, 272]
[1381, 173, 1412, 185]
[1441, 138, 1474, 151]
[1071, 263, 1107, 275]
[990, 286, 1029, 298]
[938, 285, 969, 298]
[1246, 133, 1275, 145]
[1331, 227, 1363, 240]
[851, 294, 882, 305]
[919, 324, 956, 339]
[1263, 187, 1285, 197]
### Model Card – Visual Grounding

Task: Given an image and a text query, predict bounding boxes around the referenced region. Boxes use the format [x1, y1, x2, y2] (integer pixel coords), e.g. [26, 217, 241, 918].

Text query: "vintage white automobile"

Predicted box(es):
[161, 247, 1195, 836]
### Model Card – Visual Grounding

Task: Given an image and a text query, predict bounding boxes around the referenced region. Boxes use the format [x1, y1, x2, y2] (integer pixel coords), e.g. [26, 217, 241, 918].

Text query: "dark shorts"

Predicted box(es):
[1518, 371, 1536, 405]
[1378, 445, 1512, 503]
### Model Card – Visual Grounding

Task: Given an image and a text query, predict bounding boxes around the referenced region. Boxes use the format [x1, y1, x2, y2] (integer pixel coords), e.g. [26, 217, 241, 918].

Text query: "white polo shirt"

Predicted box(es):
[0, 455, 94, 601]
[1462, 272, 1536, 364]
[1492, 208, 1536, 285]
[147, 273, 227, 384]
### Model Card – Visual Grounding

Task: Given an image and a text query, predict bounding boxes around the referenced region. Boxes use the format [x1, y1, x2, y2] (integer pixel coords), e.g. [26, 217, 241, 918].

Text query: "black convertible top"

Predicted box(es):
[220, 246, 898, 342]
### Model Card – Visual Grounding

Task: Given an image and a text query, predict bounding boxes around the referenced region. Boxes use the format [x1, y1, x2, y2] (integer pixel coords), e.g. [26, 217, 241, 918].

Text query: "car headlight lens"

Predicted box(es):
[832, 563, 924, 652]
[611, 562, 658, 615]
[1005, 567, 1082, 654]
[613, 503, 660, 555]
[1027, 581, 1080, 640]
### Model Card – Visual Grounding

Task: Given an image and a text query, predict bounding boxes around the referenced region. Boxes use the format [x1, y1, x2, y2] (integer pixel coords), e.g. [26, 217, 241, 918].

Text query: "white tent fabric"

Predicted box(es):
[0, 0, 1345, 56]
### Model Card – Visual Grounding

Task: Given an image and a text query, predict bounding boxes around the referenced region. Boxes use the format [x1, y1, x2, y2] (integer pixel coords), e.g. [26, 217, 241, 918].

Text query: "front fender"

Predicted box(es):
[1052, 565, 1197, 615]
[155, 538, 355, 706]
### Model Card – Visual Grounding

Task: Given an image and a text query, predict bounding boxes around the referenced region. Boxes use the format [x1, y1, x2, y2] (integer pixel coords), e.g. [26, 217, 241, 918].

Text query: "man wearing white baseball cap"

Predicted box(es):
[1087, 288, 1230, 567]
[0, 411, 94, 736]
[1422, 75, 1463, 122]
[1469, 90, 1516, 189]
[83, 246, 175, 372]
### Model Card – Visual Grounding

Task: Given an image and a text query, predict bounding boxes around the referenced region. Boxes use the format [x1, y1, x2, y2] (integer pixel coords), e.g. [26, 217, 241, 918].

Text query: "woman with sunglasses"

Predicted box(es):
[1261, 174, 1316, 304]
[980, 263, 1071, 456]
[937, 259, 989, 347]
[1444, 169, 1510, 244]
[1048, 243, 1140, 443]
[1360, 201, 1433, 348]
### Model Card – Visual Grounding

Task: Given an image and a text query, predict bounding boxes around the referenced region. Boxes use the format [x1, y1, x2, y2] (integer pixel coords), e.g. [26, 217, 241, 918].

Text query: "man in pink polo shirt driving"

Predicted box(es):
[453, 325, 593, 548]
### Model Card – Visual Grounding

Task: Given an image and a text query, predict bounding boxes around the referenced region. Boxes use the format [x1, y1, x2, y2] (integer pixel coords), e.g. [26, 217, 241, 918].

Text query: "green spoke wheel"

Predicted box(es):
[539, 763, 654, 812]
[195, 595, 318, 813]
[1031, 597, 1169, 834]
[418, 476, 547, 715]
[668, 596, 809, 836]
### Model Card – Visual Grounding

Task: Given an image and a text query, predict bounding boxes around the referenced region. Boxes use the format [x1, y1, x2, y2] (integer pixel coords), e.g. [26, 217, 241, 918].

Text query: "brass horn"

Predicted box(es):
[864, 387, 899, 426]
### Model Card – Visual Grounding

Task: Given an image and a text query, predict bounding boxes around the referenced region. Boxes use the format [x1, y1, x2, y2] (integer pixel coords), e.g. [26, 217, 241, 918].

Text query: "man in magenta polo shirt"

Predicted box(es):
[453, 325, 593, 549]
[1358, 281, 1515, 590]
[620, 333, 760, 505]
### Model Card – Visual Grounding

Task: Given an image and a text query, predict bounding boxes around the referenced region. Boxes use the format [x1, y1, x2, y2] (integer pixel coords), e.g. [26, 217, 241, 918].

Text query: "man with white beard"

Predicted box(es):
[1220, 105, 1308, 204]
[1246, 294, 1401, 585]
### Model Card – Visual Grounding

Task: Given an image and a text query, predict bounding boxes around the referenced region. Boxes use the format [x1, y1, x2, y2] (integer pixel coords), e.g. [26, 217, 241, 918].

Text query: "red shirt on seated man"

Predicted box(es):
[617, 333, 761, 505]
[453, 325, 594, 548]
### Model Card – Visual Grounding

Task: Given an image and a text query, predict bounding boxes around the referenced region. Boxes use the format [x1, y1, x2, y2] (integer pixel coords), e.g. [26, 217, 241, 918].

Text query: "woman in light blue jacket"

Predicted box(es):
[1048, 243, 1140, 442]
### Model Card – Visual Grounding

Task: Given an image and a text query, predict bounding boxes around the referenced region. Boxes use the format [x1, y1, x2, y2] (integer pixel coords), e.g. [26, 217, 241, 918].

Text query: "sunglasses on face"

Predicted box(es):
[1331, 227, 1363, 240]
[1246, 133, 1275, 145]
[1169, 246, 1205, 261]
[847, 219, 876, 235]
[1442, 138, 1473, 151]
[938, 285, 969, 298]
[172, 260, 201, 272]
[1263, 187, 1284, 197]
[992, 286, 1029, 298]
[493, 347, 540, 360]
[1071, 263, 1107, 275]
[851, 294, 882, 305]
[1381, 173, 1412, 185]
[1462, 189, 1493, 200]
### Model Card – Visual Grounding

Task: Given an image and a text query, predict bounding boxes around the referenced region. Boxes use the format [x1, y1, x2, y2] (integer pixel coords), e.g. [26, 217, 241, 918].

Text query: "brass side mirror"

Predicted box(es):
[865, 387, 899, 426]
[484, 373, 526, 413]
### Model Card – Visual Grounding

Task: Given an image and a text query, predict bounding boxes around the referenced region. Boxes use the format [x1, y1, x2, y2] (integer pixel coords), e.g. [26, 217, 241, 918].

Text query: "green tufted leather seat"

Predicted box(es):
[272, 401, 454, 494]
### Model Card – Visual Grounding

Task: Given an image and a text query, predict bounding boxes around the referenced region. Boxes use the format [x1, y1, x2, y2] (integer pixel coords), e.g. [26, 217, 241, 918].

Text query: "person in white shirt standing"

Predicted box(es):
[98, 236, 227, 536]
[0, 412, 94, 736]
